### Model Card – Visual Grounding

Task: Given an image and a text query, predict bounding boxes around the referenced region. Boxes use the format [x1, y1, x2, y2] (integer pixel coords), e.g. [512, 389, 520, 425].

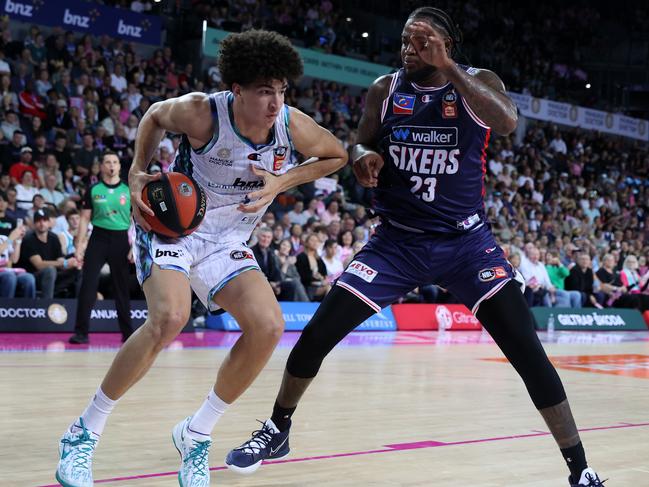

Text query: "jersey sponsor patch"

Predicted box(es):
[273, 146, 288, 171]
[442, 89, 458, 118]
[345, 260, 378, 283]
[154, 248, 184, 259]
[230, 250, 254, 260]
[393, 93, 416, 115]
[478, 266, 507, 282]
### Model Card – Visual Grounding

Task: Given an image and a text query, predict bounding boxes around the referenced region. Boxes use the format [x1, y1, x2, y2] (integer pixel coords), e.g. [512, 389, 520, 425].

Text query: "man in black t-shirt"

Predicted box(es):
[18, 208, 80, 298]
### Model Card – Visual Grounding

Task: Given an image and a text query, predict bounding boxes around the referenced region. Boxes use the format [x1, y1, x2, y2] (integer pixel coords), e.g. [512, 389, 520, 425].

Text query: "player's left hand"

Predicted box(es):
[238, 165, 281, 213]
[409, 21, 454, 70]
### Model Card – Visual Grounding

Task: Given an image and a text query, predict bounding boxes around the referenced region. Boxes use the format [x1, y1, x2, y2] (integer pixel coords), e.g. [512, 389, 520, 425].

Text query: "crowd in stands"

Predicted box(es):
[0, 14, 647, 316]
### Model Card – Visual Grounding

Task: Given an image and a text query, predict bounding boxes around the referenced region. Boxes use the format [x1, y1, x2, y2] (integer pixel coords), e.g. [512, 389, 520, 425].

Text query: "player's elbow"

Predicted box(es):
[495, 114, 517, 136]
[336, 148, 349, 169]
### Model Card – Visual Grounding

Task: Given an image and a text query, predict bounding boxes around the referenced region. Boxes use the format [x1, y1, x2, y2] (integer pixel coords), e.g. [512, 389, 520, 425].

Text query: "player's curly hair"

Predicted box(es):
[218, 30, 304, 87]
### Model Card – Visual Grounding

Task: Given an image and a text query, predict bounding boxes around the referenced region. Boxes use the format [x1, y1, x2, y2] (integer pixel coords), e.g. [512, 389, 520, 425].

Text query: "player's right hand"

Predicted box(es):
[128, 170, 162, 232]
[353, 151, 384, 188]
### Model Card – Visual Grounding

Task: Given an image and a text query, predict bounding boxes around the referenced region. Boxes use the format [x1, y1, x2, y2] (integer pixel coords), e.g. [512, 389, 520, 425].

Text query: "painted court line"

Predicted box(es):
[38, 421, 649, 486]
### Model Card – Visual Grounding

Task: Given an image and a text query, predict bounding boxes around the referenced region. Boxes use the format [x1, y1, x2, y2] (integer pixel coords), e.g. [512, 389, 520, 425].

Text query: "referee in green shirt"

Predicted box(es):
[69, 151, 134, 344]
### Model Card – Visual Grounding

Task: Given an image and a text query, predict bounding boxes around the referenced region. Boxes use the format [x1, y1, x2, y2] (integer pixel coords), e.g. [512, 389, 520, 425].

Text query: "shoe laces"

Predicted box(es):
[235, 420, 274, 455]
[185, 439, 211, 477]
[61, 420, 97, 472]
[582, 472, 607, 486]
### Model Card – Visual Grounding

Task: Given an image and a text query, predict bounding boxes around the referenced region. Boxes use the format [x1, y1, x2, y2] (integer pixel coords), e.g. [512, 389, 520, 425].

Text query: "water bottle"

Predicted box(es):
[547, 313, 555, 334]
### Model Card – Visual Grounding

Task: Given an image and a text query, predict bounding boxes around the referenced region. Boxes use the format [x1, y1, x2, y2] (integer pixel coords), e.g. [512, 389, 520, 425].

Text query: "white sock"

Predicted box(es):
[188, 389, 229, 437]
[75, 387, 118, 436]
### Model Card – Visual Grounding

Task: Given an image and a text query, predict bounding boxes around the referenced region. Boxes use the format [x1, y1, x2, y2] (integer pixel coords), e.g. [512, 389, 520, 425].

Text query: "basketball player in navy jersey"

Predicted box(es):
[55, 30, 347, 487]
[227, 8, 605, 486]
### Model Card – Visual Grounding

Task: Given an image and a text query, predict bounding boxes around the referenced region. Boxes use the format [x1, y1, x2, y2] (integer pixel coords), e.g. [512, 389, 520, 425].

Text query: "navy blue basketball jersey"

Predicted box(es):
[374, 66, 491, 233]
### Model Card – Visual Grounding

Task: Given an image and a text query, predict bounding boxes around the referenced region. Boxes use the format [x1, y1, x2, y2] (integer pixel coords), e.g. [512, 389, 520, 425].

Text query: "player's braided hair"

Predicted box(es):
[218, 30, 304, 87]
[408, 7, 464, 58]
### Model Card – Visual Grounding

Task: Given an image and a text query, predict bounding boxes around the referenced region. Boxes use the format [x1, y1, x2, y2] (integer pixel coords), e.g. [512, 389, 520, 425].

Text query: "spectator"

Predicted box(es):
[296, 233, 330, 301]
[565, 253, 604, 308]
[0, 190, 16, 236]
[38, 153, 63, 189]
[338, 229, 355, 264]
[74, 131, 101, 177]
[39, 173, 65, 206]
[519, 246, 553, 307]
[549, 133, 567, 155]
[545, 250, 582, 307]
[46, 98, 74, 136]
[596, 253, 634, 308]
[619, 255, 649, 311]
[9, 146, 38, 185]
[4, 187, 28, 222]
[1, 111, 22, 140]
[251, 227, 296, 301]
[58, 208, 80, 257]
[0, 224, 35, 298]
[319, 199, 341, 225]
[287, 200, 309, 225]
[322, 238, 343, 283]
[17, 208, 80, 298]
[288, 223, 304, 256]
[52, 133, 73, 169]
[14, 170, 39, 211]
[276, 239, 309, 302]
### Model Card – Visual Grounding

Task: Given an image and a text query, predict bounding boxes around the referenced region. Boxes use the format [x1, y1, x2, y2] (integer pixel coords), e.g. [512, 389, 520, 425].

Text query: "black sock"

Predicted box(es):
[271, 401, 296, 432]
[561, 442, 587, 481]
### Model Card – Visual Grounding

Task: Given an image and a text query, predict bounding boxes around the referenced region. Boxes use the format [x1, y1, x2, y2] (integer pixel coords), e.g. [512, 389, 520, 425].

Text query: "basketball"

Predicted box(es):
[141, 172, 207, 238]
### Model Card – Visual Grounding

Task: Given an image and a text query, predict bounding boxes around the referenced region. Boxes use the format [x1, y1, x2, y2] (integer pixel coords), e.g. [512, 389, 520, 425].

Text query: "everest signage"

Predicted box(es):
[207, 301, 396, 331]
[3, 0, 162, 45]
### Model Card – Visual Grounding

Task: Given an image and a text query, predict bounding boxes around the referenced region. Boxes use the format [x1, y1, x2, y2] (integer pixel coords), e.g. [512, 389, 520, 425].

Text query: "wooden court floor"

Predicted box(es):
[1, 330, 649, 486]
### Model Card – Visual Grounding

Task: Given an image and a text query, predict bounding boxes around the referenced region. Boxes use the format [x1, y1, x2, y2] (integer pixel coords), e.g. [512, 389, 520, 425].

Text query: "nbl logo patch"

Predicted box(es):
[478, 266, 507, 282]
[393, 93, 416, 115]
[230, 250, 254, 261]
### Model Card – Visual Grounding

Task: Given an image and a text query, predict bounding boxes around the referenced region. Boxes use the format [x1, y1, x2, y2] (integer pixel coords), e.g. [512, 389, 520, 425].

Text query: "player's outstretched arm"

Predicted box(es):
[129, 93, 213, 229]
[238, 108, 347, 213]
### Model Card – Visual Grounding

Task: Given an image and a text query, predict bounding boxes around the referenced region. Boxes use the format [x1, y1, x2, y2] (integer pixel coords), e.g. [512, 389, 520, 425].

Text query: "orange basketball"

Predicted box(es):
[141, 172, 206, 238]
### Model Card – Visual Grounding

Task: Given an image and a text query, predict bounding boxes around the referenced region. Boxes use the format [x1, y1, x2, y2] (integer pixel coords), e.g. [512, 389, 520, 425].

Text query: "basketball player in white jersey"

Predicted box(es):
[56, 30, 347, 487]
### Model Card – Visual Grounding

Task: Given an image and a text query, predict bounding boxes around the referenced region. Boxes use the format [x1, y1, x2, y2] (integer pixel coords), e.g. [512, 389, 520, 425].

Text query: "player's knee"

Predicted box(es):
[146, 306, 189, 348]
[245, 309, 285, 344]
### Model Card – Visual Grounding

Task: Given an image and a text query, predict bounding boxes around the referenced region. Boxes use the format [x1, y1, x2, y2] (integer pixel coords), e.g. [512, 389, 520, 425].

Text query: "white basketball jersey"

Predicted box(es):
[171, 91, 295, 243]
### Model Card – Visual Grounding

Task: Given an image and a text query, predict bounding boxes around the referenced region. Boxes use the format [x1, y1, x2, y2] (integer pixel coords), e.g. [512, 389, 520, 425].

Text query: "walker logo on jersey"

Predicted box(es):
[273, 146, 288, 171]
[393, 93, 416, 115]
[389, 126, 458, 147]
[248, 153, 262, 161]
[230, 250, 254, 261]
[478, 266, 507, 282]
[391, 127, 411, 141]
[442, 90, 458, 118]
[233, 178, 264, 190]
[154, 249, 184, 259]
[345, 260, 378, 283]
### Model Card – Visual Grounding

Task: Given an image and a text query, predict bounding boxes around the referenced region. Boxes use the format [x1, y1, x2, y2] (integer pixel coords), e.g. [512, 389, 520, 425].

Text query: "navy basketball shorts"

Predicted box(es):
[336, 221, 514, 314]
